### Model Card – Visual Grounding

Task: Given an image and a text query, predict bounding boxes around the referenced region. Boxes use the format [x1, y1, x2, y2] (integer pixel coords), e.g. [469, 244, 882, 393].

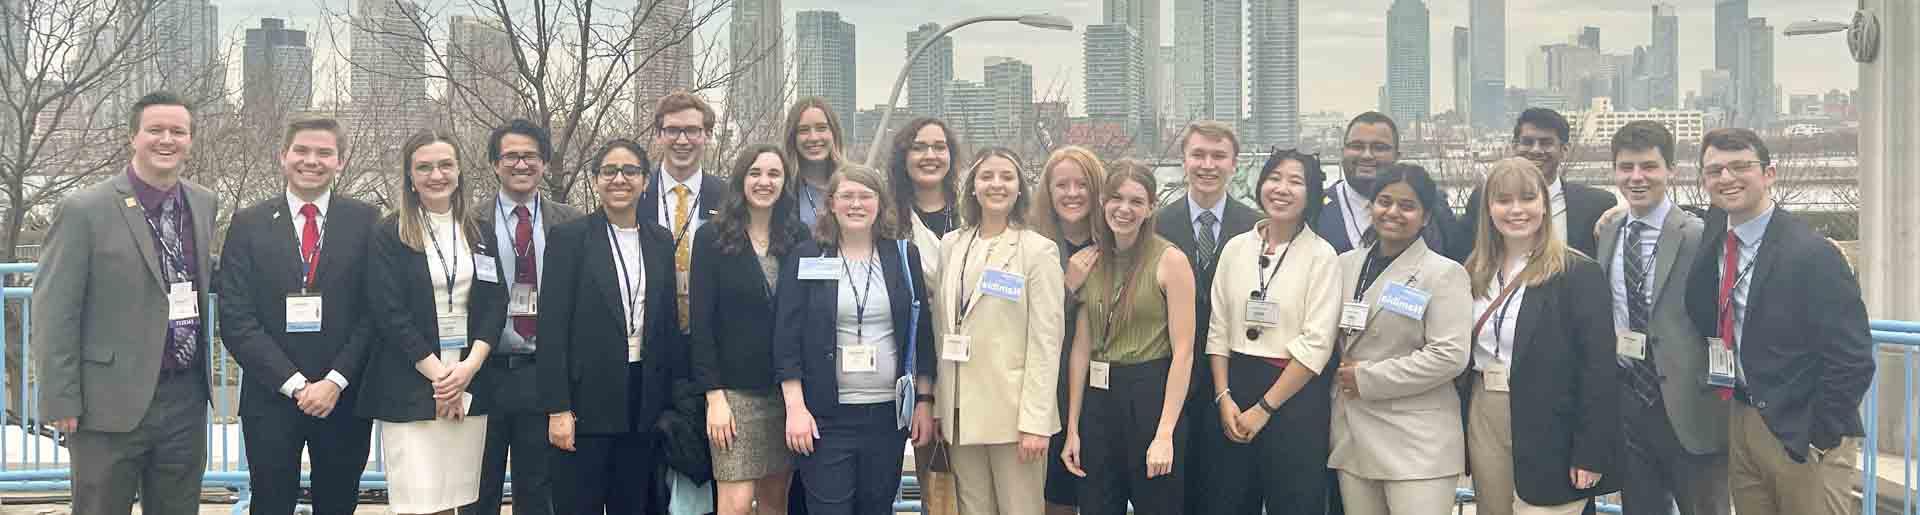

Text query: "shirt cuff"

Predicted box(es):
[279, 374, 308, 398]
[324, 371, 350, 390]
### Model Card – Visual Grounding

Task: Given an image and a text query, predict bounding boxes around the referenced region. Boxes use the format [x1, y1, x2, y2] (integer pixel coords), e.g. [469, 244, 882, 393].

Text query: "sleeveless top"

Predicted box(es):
[1078, 236, 1172, 365]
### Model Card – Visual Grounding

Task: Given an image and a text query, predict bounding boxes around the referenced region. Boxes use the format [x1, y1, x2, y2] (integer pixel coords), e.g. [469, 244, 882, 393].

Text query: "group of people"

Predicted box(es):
[30, 86, 1875, 515]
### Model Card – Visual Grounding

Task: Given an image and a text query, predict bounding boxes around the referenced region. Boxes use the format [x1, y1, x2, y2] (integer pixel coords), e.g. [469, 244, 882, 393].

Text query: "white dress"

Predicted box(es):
[380, 210, 490, 514]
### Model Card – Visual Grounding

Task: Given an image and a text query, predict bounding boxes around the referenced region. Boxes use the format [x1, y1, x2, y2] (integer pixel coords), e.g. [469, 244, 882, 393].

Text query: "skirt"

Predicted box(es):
[379, 415, 489, 513]
[709, 388, 794, 481]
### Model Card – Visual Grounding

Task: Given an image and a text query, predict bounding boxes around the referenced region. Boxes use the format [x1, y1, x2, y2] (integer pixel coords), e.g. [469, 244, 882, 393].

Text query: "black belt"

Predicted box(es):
[1732, 386, 1767, 409]
[488, 354, 537, 369]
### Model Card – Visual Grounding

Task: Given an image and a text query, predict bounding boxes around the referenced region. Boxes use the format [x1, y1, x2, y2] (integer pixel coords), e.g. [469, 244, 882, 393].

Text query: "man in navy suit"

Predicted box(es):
[639, 90, 729, 336]
[1315, 112, 1465, 259]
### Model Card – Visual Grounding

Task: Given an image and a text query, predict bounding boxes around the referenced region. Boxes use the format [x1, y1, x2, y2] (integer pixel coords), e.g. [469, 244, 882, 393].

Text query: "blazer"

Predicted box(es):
[536, 211, 685, 435]
[216, 195, 379, 418]
[473, 194, 586, 296]
[773, 238, 937, 417]
[1326, 238, 1472, 481]
[932, 227, 1064, 445]
[1595, 206, 1727, 455]
[688, 220, 811, 392]
[1457, 181, 1617, 259]
[1315, 181, 1470, 261]
[1685, 207, 1873, 462]
[32, 174, 219, 433]
[356, 215, 507, 422]
[1153, 196, 1260, 394]
[1489, 254, 1622, 505]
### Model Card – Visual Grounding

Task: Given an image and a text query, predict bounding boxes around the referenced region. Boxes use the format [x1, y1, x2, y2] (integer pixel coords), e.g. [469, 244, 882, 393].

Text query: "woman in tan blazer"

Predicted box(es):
[933, 147, 1066, 515]
[1326, 163, 1474, 515]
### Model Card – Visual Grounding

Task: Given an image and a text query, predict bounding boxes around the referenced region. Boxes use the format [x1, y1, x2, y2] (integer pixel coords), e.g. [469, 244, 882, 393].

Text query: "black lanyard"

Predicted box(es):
[608, 223, 644, 337]
[421, 211, 461, 313]
[497, 197, 540, 260]
[1101, 250, 1141, 347]
[658, 174, 702, 246]
[953, 229, 1010, 326]
[842, 251, 879, 341]
[1352, 246, 1393, 302]
[1717, 250, 1758, 325]
[1614, 218, 1658, 289]
[1253, 225, 1301, 299]
[1336, 182, 1366, 245]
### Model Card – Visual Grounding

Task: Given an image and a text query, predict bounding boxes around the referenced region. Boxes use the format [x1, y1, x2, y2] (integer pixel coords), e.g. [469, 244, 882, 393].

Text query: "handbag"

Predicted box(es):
[895, 239, 921, 431]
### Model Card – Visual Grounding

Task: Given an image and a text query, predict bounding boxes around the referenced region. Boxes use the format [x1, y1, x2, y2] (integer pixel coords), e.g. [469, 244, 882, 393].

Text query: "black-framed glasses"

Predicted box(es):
[597, 164, 648, 180]
[500, 152, 543, 167]
[1702, 160, 1764, 178]
[659, 126, 708, 141]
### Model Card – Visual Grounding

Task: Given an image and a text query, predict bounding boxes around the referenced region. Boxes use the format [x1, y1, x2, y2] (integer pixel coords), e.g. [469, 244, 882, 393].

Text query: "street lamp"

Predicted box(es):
[1782, 9, 1880, 63]
[862, 14, 1075, 168]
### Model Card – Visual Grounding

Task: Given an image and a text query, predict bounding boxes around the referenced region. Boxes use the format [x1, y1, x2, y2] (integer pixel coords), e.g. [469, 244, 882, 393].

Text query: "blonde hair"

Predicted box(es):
[782, 97, 848, 169]
[1030, 145, 1108, 242]
[1465, 157, 1571, 297]
[812, 164, 904, 244]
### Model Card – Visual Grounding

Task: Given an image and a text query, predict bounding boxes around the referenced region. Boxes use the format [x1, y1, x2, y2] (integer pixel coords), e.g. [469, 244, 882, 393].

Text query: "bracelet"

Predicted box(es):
[1213, 389, 1232, 404]
[916, 393, 936, 403]
[1258, 397, 1280, 413]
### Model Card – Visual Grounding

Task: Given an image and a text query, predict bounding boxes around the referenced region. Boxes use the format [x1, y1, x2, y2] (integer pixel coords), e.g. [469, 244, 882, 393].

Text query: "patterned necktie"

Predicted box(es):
[299, 203, 320, 288]
[1195, 210, 1218, 268]
[160, 196, 197, 368]
[672, 185, 693, 331]
[1623, 221, 1660, 407]
[1715, 231, 1740, 400]
[513, 206, 537, 339]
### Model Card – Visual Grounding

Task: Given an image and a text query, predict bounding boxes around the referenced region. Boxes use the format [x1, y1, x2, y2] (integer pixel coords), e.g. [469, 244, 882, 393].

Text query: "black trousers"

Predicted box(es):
[1619, 392, 1730, 515]
[797, 403, 907, 515]
[1079, 358, 1186, 515]
[70, 370, 209, 515]
[1203, 353, 1333, 515]
[551, 363, 656, 515]
[463, 360, 551, 515]
[240, 397, 373, 515]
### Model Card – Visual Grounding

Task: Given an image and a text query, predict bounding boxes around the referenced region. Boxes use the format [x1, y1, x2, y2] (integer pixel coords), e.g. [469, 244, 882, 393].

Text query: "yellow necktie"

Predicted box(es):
[672, 185, 693, 331]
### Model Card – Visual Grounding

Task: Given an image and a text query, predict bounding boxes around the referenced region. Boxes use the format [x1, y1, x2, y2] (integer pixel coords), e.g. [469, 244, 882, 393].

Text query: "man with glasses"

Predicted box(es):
[1456, 108, 1617, 258]
[640, 90, 729, 335]
[1316, 111, 1466, 258]
[465, 119, 585, 515]
[1682, 128, 1872, 515]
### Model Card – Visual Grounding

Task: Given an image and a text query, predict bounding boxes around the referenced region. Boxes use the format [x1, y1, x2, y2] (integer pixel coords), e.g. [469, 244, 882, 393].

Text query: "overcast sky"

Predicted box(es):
[219, 0, 1861, 117]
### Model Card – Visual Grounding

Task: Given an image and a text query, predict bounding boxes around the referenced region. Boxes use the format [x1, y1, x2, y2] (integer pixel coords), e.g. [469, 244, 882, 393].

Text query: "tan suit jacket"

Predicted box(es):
[932, 227, 1064, 445]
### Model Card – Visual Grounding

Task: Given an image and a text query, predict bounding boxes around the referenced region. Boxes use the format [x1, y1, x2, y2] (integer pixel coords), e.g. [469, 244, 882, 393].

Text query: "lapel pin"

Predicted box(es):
[273, 211, 281, 220]
[124, 197, 137, 208]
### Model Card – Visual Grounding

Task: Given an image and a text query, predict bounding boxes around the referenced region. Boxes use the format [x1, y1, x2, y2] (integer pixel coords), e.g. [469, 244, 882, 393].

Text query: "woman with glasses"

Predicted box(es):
[784, 97, 847, 230]
[1325, 164, 1472, 515]
[1027, 146, 1107, 515]
[537, 139, 686, 514]
[1059, 159, 1198, 515]
[1200, 150, 1341, 514]
[360, 130, 504, 515]
[692, 144, 810, 515]
[774, 165, 937, 515]
[887, 116, 962, 252]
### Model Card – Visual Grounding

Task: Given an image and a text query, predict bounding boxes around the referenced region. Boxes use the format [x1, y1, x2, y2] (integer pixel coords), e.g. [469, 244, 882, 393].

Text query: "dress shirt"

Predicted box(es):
[657, 167, 708, 237]
[1472, 256, 1530, 370]
[1549, 179, 1568, 246]
[1609, 198, 1670, 329]
[492, 193, 547, 354]
[1719, 206, 1774, 379]
[610, 225, 647, 362]
[1335, 181, 1372, 247]
[277, 190, 350, 397]
[1188, 194, 1227, 243]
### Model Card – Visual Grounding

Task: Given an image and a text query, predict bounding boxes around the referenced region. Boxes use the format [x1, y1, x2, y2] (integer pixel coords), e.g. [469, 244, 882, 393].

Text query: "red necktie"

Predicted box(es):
[299, 203, 320, 288]
[1716, 231, 1739, 400]
[513, 206, 537, 338]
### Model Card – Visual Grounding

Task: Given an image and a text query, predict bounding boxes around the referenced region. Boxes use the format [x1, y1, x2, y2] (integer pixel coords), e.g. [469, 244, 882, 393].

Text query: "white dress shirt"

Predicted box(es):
[1548, 179, 1568, 246]
[1188, 194, 1227, 244]
[1609, 198, 1671, 330]
[279, 190, 350, 397]
[1720, 206, 1773, 382]
[657, 167, 707, 238]
[1472, 256, 1530, 370]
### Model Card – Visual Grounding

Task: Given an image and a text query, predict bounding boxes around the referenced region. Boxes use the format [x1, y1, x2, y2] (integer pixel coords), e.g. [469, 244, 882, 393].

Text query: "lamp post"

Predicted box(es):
[861, 14, 1074, 168]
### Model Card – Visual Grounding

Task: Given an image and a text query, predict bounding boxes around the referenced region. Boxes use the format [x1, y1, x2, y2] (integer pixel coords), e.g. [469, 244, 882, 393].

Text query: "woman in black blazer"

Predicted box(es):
[692, 144, 811, 515]
[535, 139, 685, 515]
[1460, 157, 1619, 515]
[359, 130, 506, 515]
[773, 165, 937, 515]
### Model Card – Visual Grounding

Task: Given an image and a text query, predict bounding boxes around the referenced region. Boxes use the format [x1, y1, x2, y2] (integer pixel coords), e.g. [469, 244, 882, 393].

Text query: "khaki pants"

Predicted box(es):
[1466, 377, 1587, 515]
[1335, 471, 1457, 515]
[950, 443, 1047, 515]
[1729, 404, 1861, 515]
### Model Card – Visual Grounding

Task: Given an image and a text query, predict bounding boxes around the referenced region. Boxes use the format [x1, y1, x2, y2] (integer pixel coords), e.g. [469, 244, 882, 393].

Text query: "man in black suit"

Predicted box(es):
[640, 91, 729, 336]
[1683, 128, 1873, 515]
[216, 117, 377, 515]
[1316, 111, 1467, 258]
[1151, 120, 1259, 515]
[465, 120, 585, 515]
[1458, 108, 1617, 259]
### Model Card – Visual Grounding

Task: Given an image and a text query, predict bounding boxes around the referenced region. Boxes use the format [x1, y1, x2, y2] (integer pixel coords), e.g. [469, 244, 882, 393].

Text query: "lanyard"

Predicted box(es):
[1254, 226, 1301, 299]
[1101, 250, 1141, 347]
[953, 229, 1009, 326]
[141, 195, 187, 282]
[1352, 247, 1389, 302]
[842, 251, 879, 341]
[1614, 219, 1658, 295]
[296, 209, 326, 292]
[497, 197, 540, 260]
[608, 224, 644, 337]
[658, 174, 702, 245]
[421, 211, 461, 313]
[1717, 254, 1758, 326]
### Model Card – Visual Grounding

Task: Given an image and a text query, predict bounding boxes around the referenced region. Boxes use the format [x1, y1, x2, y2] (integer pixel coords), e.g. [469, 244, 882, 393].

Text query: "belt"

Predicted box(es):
[1732, 387, 1767, 409]
[488, 354, 537, 369]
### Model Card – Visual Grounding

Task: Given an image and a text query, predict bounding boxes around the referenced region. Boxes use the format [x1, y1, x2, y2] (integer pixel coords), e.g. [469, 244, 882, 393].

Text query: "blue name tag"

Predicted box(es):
[1379, 283, 1430, 320]
[979, 269, 1025, 301]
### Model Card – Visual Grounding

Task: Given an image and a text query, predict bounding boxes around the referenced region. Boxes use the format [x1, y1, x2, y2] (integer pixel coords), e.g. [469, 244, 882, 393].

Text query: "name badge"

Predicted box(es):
[1089, 361, 1112, 390]
[979, 269, 1025, 301]
[285, 294, 323, 333]
[1379, 283, 1430, 320]
[167, 282, 199, 321]
[1244, 297, 1281, 327]
[437, 315, 468, 363]
[942, 334, 972, 362]
[627, 335, 643, 362]
[1617, 330, 1648, 361]
[799, 257, 842, 280]
[1339, 302, 1369, 331]
[1706, 338, 1737, 387]
[1483, 364, 1512, 392]
[508, 284, 538, 316]
[473, 256, 500, 283]
[841, 345, 878, 373]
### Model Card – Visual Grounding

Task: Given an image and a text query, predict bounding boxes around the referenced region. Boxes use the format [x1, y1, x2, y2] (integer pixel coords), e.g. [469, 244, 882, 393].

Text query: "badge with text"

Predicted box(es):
[1379, 283, 1431, 320]
[168, 282, 199, 321]
[978, 269, 1026, 301]
[509, 284, 538, 316]
[942, 334, 972, 362]
[841, 345, 878, 373]
[627, 336, 643, 362]
[1483, 364, 1512, 392]
[1089, 361, 1112, 390]
[437, 314, 468, 364]
[1617, 330, 1648, 361]
[1706, 338, 1737, 387]
[473, 255, 500, 283]
[1339, 302, 1370, 331]
[285, 294, 323, 333]
[798, 257, 843, 280]
[1244, 297, 1281, 327]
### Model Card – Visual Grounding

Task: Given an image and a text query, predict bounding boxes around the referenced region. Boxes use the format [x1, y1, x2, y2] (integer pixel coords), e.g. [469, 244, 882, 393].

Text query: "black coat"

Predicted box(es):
[772, 238, 936, 417]
[1493, 254, 1622, 505]
[356, 215, 507, 422]
[1153, 197, 1259, 396]
[688, 221, 812, 392]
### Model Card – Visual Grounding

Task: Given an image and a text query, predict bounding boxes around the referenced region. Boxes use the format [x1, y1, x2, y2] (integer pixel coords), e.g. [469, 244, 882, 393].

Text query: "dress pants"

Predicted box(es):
[950, 443, 1046, 515]
[1078, 358, 1186, 515]
[551, 363, 656, 515]
[1335, 471, 1458, 515]
[70, 370, 209, 515]
[240, 396, 373, 515]
[464, 359, 552, 515]
[1204, 354, 1332, 515]
[1619, 392, 1729, 515]
[1467, 376, 1587, 515]
[796, 402, 907, 515]
[1728, 404, 1860, 515]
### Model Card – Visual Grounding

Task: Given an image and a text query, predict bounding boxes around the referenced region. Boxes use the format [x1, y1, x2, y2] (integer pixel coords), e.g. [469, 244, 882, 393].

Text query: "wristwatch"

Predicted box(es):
[1258, 397, 1280, 413]
[916, 393, 936, 403]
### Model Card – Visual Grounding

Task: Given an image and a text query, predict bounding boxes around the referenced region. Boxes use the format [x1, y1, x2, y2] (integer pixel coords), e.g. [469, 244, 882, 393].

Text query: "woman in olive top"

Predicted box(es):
[932, 147, 1065, 515]
[1027, 145, 1107, 515]
[1462, 158, 1618, 515]
[1326, 164, 1473, 515]
[692, 144, 811, 515]
[783, 97, 846, 230]
[1059, 159, 1198, 515]
[1201, 149, 1342, 514]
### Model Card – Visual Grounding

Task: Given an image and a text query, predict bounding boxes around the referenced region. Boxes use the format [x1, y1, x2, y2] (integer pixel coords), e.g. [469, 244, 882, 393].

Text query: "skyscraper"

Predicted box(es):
[795, 10, 856, 129]
[1174, 0, 1241, 126]
[1385, 0, 1430, 125]
[449, 15, 520, 126]
[129, 0, 222, 104]
[1743, 17, 1774, 127]
[1248, 0, 1300, 147]
[1578, 27, 1600, 50]
[728, 0, 783, 139]
[1156, 45, 1180, 132]
[243, 18, 312, 115]
[634, 0, 693, 125]
[906, 23, 953, 119]
[1105, 0, 1159, 142]
[985, 56, 1034, 150]
[350, 0, 428, 136]
[1649, 3, 1679, 109]
[1469, 0, 1505, 130]
[1715, 0, 1747, 73]
[1454, 26, 1470, 116]
[944, 80, 995, 148]
[1083, 24, 1146, 148]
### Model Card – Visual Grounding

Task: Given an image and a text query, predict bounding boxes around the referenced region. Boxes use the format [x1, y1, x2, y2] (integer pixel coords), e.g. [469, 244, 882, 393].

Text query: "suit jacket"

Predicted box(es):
[473, 194, 586, 291]
[536, 210, 684, 435]
[216, 195, 379, 418]
[1326, 238, 1472, 481]
[356, 215, 507, 422]
[33, 174, 219, 432]
[1498, 254, 1622, 505]
[1314, 182, 1470, 261]
[1595, 206, 1727, 454]
[1685, 207, 1873, 462]
[772, 238, 937, 417]
[688, 221, 810, 392]
[1457, 181, 1617, 259]
[1153, 196, 1259, 395]
[931, 227, 1064, 445]
[639, 171, 726, 231]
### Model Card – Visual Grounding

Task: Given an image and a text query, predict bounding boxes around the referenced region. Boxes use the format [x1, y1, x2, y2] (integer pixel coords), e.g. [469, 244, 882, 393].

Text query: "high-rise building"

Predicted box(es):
[1248, 0, 1299, 147]
[1156, 45, 1181, 131]
[944, 80, 995, 149]
[1385, 0, 1430, 125]
[985, 56, 1034, 150]
[906, 23, 953, 119]
[1715, 0, 1747, 73]
[243, 18, 312, 115]
[795, 10, 856, 131]
[1453, 26, 1470, 116]
[449, 15, 521, 127]
[1578, 27, 1600, 50]
[634, 0, 693, 125]
[350, 0, 428, 136]
[128, 0, 222, 105]
[1174, 0, 1241, 126]
[1105, 0, 1159, 143]
[1649, 3, 1679, 109]
[1469, 0, 1505, 130]
[1743, 17, 1775, 128]
[729, 0, 783, 139]
[1083, 24, 1146, 148]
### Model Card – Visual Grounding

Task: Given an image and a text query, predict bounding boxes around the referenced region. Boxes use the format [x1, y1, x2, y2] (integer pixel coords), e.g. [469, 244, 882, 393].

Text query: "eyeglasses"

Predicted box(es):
[1344, 142, 1394, 155]
[1701, 160, 1764, 178]
[659, 126, 708, 142]
[833, 191, 877, 203]
[413, 161, 458, 174]
[500, 152, 542, 167]
[597, 165, 648, 180]
[1514, 137, 1560, 152]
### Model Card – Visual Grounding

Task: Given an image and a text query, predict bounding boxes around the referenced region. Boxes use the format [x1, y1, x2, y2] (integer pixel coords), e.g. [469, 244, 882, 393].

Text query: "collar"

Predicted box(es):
[1187, 194, 1225, 224]
[1625, 197, 1672, 230]
[1342, 181, 1370, 206]
[661, 166, 703, 195]
[127, 167, 179, 212]
[497, 192, 537, 215]
[287, 189, 332, 217]
[1731, 204, 1775, 246]
[1548, 178, 1565, 200]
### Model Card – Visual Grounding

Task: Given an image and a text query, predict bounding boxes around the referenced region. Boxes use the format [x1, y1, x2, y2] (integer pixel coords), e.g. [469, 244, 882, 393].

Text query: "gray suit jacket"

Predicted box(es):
[475, 194, 584, 353]
[34, 173, 219, 433]
[1597, 205, 1728, 455]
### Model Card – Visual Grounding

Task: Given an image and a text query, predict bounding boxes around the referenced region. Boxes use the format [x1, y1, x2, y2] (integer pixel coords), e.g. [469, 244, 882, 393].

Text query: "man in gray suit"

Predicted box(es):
[1600, 121, 1730, 515]
[34, 91, 220, 515]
